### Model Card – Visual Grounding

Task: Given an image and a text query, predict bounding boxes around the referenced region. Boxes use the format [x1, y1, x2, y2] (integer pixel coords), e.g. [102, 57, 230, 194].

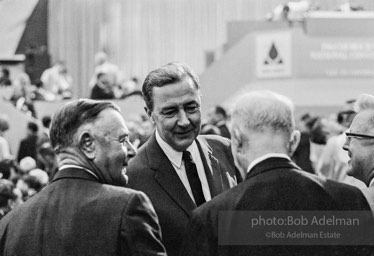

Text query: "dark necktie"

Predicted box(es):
[183, 150, 206, 207]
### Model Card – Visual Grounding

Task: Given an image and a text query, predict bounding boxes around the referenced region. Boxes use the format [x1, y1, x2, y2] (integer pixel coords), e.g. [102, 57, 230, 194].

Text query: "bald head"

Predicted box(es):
[231, 90, 295, 137]
[351, 109, 374, 135]
[230, 91, 300, 178]
[354, 94, 374, 113]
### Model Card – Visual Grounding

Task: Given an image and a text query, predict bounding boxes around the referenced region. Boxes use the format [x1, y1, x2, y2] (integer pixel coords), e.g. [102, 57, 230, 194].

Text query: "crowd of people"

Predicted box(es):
[0, 115, 55, 219]
[0, 62, 374, 255]
[0, 51, 142, 118]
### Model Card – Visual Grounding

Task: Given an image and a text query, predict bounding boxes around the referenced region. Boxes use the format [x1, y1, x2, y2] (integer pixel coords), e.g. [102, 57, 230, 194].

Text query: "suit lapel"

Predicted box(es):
[196, 137, 224, 197]
[146, 134, 196, 216]
[246, 157, 301, 180]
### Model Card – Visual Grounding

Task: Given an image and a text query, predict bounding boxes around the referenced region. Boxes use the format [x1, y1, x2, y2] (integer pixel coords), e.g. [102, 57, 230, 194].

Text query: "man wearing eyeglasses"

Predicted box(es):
[343, 109, 374, 187]
[342, 94, 374, 214]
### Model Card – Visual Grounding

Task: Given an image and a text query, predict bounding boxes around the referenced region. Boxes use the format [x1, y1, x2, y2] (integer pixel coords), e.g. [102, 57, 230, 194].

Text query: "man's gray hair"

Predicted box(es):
[50, 99, 120, 154]
[231, 90, 295, 137]
[354, 93, 374, 113]
[142, 62, 200, 111]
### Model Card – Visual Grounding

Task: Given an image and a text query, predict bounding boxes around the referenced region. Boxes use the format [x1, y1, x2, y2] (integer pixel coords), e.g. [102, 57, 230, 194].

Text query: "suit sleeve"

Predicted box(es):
[120, 191, 166, 256]
[179, 210, 217, 256]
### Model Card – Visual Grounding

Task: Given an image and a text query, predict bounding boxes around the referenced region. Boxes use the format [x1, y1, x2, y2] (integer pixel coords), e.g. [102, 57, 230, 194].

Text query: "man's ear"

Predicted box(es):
[79, 132, 95, 159]
[231, 126, 243, 152]
[288, 130, 301, 156]
[145, 107, 155, 125]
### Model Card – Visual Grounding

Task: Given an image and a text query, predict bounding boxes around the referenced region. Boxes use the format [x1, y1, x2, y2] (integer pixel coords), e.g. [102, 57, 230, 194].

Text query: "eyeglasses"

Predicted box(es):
[345, 131, 374, 142]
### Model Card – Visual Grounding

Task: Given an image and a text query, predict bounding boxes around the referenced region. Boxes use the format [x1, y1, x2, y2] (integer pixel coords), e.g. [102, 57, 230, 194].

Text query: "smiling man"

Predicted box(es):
[0, 99, 166, 256]
[127, 62, 238, 256]
[343, 109, 374, 186]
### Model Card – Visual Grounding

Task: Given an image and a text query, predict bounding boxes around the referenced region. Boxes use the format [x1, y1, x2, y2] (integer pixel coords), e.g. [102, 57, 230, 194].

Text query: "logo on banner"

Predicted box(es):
[264, 43, 283, 65]
[256, 32, 291, 78]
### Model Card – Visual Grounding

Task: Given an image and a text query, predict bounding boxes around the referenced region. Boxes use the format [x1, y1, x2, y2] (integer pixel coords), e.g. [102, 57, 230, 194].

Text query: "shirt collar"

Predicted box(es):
[155, 130, 197, 168]
[369, 177, 374, 187]
[59, 164, 99, 180]
[247, 153, 291, 175]
[216, 120, 226, 126]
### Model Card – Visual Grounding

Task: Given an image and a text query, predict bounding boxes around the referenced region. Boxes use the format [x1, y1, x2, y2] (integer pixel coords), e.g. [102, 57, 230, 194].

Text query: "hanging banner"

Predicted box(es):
[296, 38, 374, 78]
[0, 0, 38, 57]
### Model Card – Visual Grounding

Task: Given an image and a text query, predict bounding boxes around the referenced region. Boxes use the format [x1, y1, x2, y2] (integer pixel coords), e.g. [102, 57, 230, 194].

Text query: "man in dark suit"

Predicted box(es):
[127, 62, 238, 256]
[180, 91, 373, 256]
[17, 121, 39, 162]
[0, 99, 166, 256]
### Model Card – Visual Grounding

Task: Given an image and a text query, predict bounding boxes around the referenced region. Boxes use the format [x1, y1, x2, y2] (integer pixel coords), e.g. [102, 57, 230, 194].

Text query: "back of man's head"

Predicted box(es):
[230, 91, 299, 175]
[231, 90, 295, 138]
[50, 99, 119, 154]
[231, 91, 300, 178]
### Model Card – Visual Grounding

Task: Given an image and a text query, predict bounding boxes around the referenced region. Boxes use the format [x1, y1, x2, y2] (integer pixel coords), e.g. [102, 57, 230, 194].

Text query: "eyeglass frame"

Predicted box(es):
[345, 131, 374, 142]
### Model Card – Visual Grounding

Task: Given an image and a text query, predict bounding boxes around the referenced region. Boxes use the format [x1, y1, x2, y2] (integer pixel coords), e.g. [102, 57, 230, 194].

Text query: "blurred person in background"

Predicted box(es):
[15, 174, 43, 201]
[9, 73, 36, 117]
[40, 60, 73, 101]
[120, 77, 142, 99]
[308, 116, 344, 170]
[0, 159, 16, 180]
[89, 51, 123, 89]
[17, 122, 39, 162]
[0, 114, 12, 163]
[206, 105, 231, 139]
[18, 156, 37, 175]
[0, 68, 12, 87]
[90, 72, 115, 100]
[292, 113, 315, 173]
[37, 141, 58, 180]
[0, 179, 23, 220]
[37, 115, 51, 148]
[200, 123, 221, 136]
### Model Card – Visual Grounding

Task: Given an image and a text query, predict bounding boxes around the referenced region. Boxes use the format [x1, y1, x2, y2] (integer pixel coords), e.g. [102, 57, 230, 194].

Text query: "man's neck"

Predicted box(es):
[57, 148, 92, 171]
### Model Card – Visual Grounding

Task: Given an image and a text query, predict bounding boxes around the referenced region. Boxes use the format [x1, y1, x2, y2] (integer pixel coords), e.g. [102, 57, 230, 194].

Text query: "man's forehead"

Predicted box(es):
[153, 86, 200, 109]
[351, 109, 374, 132]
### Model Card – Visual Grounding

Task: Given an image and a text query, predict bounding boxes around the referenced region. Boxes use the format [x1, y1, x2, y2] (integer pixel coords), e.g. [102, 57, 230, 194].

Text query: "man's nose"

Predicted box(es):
[177, 110, 189, 126]
[342, 138, 349, 151]
[126, 141, 137, 160]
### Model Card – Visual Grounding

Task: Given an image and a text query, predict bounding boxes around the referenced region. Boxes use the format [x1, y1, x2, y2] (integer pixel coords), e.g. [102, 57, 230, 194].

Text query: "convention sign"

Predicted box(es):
[255, 31, 292, 79]
[295, 36, 374, 78]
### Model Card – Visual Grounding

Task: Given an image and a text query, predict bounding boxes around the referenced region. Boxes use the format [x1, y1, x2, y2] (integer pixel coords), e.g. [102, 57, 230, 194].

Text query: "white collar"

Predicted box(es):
[369, 177, 374, 187]
[155, 130, 197, 168]
[59, 164, 99, 180]
[247, 153, 291, 175]
[216, 120, 226, 126]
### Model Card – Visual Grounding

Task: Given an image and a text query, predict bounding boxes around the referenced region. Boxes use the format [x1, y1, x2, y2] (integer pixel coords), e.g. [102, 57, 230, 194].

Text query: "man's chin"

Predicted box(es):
[171, 139, 194, 152]
[346, 167, 353, 177]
